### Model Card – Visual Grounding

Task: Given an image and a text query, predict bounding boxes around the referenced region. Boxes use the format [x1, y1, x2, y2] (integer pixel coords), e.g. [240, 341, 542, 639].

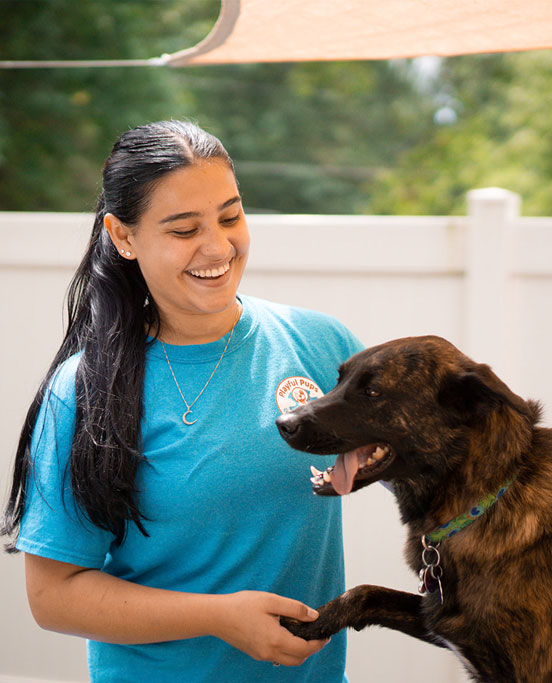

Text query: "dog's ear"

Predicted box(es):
[438, 364, 530, 420]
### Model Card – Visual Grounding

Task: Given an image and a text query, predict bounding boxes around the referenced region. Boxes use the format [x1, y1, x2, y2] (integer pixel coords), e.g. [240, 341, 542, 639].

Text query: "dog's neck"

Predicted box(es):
[395, 407, 533, 531]
[424, 477, 515, 544]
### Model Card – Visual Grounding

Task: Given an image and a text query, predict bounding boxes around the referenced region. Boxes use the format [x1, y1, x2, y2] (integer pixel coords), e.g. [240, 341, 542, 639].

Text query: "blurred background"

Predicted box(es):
[2, 0, 552, 216]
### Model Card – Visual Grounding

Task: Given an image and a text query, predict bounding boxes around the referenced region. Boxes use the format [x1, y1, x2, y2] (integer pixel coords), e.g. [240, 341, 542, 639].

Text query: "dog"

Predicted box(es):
[276, 335, 552, 683]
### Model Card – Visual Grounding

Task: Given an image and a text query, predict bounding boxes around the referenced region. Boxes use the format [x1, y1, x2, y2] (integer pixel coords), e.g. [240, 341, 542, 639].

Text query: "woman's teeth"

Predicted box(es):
[188, 262, 231, 279]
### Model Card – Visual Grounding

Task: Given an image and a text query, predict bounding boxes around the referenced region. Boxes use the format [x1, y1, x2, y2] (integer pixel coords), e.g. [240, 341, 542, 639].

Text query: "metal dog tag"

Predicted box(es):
[425, 565, 444, 602]
[419, 536, 444, 604]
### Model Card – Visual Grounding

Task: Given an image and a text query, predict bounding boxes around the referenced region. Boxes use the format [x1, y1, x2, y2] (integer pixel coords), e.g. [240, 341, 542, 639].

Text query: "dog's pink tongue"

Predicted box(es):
[330, 450, 360, 495]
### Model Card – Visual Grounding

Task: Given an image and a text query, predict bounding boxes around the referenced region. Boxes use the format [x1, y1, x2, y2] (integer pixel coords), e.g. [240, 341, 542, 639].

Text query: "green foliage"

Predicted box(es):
[1, 3, 552, 215]
[369, 52, 552, 215]
[181, 60, 435, 213]
[0, 0, 220, 211]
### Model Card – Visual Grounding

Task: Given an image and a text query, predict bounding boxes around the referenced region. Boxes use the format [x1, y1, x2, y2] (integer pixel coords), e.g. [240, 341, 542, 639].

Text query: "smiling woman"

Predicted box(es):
[1, 119, 364, 683]
[104, 160, 250, 343]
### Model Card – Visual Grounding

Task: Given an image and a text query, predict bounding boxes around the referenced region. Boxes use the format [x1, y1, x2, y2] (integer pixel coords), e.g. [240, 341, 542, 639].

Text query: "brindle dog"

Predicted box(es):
[276, 336, 552, 683]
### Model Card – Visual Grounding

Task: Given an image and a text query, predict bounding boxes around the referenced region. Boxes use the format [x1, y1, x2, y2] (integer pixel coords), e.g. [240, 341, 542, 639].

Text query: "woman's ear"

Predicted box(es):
[104, 213, 135, 258]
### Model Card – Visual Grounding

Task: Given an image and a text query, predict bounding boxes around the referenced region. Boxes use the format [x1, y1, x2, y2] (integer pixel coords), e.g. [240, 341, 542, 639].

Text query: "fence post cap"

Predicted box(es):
[467, 187, 520, 202]
[467, 188, 521, 218]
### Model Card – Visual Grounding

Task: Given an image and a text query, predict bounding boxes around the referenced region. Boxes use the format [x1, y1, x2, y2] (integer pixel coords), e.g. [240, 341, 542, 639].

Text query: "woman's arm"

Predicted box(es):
[25, 553, 328, 666]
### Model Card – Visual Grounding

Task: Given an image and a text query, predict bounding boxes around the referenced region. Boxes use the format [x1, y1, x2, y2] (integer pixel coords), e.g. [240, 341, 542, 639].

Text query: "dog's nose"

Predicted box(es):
[276, 412, 301, 439]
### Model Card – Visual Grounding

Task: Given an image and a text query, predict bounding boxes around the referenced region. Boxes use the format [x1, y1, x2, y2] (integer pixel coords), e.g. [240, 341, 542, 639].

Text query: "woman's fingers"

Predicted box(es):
[214, 591, 330, 665]
[275, 631, 330, 666]
[267, 593, 319, 622]
[266, 593, 330, 665]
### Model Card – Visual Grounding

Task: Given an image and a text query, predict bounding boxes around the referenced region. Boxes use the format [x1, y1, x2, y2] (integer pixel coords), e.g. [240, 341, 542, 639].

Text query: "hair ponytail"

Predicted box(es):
[2, 120, 233, 550]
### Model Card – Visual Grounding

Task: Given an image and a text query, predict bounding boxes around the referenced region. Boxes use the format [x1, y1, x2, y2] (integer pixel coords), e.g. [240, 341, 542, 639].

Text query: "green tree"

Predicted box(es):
[0, 0, 219, 210]
[368, 51, 552, 215]
[184, 60, 435, 213]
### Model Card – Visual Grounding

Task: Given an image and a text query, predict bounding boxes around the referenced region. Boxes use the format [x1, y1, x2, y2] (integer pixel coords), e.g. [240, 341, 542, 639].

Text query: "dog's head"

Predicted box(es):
[276, 335, 532, 496]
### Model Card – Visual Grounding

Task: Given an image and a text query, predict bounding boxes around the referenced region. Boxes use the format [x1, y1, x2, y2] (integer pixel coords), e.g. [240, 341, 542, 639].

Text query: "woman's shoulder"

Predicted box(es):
[242, 295, 364, 354]
[243, 294, 354, 334]
[46, 351, 83, 410]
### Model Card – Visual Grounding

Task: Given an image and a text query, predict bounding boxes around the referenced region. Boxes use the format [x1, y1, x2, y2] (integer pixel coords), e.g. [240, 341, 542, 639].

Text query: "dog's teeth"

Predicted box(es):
[373, 447, 386, 460]
[366, 457, 376, 466]
[323, 470, 332, 483]
[310, 476, 322, 485]
[310, 465, 323, 477]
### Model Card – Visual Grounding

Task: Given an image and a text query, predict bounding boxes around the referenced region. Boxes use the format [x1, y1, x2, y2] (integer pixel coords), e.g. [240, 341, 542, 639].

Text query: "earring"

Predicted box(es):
[126, 251, 131, 257]
[120, 248, 132, 257]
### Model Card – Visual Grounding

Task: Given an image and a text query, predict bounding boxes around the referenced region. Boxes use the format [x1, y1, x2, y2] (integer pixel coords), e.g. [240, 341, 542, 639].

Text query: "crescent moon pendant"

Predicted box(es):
[182, 409, 197, 426]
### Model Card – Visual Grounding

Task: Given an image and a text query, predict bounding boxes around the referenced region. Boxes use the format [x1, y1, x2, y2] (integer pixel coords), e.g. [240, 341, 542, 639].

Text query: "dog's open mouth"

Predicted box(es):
[310, 443, 394, 496]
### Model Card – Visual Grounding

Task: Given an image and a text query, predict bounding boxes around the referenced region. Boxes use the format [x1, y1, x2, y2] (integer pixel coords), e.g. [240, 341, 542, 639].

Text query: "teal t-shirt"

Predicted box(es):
[17, 295, 364, 682]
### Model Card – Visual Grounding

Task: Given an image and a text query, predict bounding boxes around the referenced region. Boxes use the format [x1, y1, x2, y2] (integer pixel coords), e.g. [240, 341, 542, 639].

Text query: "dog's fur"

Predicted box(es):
[276, 336, 552, 683]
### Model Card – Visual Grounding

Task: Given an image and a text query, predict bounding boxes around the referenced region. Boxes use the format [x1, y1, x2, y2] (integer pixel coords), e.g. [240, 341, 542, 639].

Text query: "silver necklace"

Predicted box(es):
[160, 305, 241, 426]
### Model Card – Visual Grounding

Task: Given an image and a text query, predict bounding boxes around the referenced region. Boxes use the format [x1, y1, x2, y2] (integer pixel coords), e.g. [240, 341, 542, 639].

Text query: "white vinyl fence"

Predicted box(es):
[1, 188, 551, 683]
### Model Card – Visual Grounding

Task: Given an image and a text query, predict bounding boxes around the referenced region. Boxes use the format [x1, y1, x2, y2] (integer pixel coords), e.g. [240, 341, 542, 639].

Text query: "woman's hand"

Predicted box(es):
[214, 590, 330, 666]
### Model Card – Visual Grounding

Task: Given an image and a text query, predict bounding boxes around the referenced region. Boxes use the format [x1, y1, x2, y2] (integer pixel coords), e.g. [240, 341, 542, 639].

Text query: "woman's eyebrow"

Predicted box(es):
[160, 195, 242, 224]
[219, 195, 242, 210]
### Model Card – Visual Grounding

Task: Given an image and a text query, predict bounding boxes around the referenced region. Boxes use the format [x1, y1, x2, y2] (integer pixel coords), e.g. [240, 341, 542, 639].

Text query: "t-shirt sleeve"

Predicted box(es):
[16, 386, 114, 568]
[319, 315, 365, 365]
[339, 322, 365, 360]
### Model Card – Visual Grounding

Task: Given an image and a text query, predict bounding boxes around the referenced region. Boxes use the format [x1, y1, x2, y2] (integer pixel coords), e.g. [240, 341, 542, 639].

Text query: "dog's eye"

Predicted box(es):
[366, 389, 381, 398]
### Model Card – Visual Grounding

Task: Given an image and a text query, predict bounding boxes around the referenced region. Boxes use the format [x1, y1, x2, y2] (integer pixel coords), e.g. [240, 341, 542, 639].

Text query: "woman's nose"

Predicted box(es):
[200, 224, 233, 259]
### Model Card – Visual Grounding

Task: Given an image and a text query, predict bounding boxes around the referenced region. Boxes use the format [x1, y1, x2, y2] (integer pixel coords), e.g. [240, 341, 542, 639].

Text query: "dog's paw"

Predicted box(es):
[280, 615, 333, 641]
[280, 602, 343, 640]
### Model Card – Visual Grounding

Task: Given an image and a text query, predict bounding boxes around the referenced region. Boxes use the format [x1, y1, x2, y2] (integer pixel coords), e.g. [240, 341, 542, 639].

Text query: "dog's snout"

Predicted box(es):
[276, 412, 302, 439]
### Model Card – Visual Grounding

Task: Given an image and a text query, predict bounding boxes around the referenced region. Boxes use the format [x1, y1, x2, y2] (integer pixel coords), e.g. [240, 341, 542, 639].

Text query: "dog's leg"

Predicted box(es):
[281, 585, 444, 648]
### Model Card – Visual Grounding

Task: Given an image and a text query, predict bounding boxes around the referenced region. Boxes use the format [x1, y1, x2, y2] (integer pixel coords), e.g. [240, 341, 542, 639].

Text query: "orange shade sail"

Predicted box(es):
[166, 0, 552, 67]
[2, 0, 551, 69]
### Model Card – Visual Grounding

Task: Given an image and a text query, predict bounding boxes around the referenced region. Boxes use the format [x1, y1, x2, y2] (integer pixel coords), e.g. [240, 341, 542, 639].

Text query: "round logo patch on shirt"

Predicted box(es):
[275, 376, 324, 414]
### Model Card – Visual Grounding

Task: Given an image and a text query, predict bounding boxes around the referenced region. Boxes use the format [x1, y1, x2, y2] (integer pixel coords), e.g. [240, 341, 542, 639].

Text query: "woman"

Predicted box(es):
[2, 120, 363, 682]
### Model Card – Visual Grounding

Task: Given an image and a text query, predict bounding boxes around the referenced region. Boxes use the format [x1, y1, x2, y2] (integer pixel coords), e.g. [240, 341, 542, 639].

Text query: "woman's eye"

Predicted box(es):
[221, 214, 240, 226]
[172, 229, 197, 238]
[366, 388, 381, 398]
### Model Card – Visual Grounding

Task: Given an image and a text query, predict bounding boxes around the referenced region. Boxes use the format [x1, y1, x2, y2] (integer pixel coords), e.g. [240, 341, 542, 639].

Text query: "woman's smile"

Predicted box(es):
[182, 257, 237, 291]
[187, 259, 232, 279]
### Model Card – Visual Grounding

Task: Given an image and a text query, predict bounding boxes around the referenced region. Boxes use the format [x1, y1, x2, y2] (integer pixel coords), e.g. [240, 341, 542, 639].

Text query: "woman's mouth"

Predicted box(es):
[187, 260, 231, 279]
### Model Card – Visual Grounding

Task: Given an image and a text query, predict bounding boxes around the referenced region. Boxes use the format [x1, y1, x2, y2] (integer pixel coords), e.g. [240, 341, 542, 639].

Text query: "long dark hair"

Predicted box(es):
[2, 120, 234, 551]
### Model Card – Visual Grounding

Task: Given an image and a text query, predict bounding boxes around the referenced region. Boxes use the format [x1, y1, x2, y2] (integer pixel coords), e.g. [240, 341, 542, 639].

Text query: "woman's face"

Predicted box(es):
[125, 159, 250, 322]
